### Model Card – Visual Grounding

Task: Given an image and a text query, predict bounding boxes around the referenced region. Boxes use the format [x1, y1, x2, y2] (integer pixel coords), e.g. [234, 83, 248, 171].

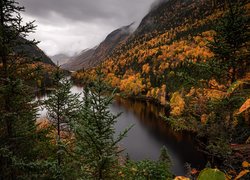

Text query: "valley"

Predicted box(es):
[0, 0, 249, 179]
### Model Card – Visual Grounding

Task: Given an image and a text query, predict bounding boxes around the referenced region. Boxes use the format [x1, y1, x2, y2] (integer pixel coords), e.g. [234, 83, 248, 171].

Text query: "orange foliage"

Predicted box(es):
[120, 73, 145, 95]
[142, 63, 150, 74]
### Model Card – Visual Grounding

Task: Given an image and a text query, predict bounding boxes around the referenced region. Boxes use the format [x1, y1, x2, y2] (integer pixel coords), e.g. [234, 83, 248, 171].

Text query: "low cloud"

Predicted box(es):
[19, 0, 155, 56]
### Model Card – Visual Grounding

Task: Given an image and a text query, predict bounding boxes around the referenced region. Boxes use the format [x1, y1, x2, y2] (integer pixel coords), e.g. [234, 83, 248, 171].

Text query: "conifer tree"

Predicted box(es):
[72, 70, 130, 179]
[44, 66, 81, 178]
[208, 1, 249, 84]
[0, 0, 54, 178]
[159, 146, 171, 168]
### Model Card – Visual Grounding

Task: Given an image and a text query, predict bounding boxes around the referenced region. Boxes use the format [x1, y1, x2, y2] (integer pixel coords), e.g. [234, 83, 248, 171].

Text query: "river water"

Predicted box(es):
[36, 85, 206, 176]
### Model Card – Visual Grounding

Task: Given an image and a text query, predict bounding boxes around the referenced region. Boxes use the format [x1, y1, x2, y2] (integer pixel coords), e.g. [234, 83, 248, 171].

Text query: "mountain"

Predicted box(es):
[50, 54, 71, 65]
[15, 38, 55, 66]
[73, 0, 249, 98]
[133, 0, 217, 38]
[62, 48, 96, 71]
[62, 23, 133, 71]
[69, 0, 229, 72]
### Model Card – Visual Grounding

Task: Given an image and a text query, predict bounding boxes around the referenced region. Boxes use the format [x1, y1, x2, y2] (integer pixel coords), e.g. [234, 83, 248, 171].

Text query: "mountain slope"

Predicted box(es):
[62, 48, 96, 71]
[15, 38, 55, 65]
[73, 0, 249, 101]
[62, 23, 133, 71]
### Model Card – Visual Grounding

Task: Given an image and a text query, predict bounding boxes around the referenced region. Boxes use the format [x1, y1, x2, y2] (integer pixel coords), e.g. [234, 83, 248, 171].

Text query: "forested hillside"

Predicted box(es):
[1, 0, 249, 179]
[14, 37, 55, 65]
[73, 0, 249, 102]
[73, 0, 250, 178]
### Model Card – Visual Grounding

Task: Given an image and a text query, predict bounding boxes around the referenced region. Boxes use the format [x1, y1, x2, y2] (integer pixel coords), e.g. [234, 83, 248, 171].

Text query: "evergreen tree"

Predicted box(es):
[121, 160, 173, 179]
[159, 146, 171, 168]
[44, 66, 81, 179]
[208, 1, 249, 84]
[0, 0, 55, 178]
[72, 70, 130, 179]
[0, 79, 37, 178]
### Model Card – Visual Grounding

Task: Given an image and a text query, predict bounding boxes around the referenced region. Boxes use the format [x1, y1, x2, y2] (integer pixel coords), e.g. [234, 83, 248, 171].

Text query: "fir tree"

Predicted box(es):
[159, 146, 171, 168]
[72, 70, 130, 179]
[0, 0, 55, 178]
[44, 66, 81, 179]
[208, 1, 249, 84]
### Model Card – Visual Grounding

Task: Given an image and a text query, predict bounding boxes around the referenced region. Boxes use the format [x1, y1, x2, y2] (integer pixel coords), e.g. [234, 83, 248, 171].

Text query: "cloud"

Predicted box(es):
[150, 0, 169, 10]
[18, 0, 155, 56]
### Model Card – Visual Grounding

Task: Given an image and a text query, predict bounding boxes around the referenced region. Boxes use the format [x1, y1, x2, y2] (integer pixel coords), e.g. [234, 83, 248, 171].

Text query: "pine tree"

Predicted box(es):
[208, 1, 249, 84]
[159, 146, 171, 168]
[72, 70, 130, 179]
[44, 66, 81, 179]
[0, 0, 54, 178]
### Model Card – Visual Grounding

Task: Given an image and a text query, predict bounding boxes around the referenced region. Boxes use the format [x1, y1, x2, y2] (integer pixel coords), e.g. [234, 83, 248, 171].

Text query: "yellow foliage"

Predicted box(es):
[201, 114, 208, 124]
[36, 118, 51, 130]
[204, 89, 226, 100]
[160, 85, 167, 105]
[105, 73, 120, 87]
[142, 63, 150, 74]
[186, 87, 196, 97]
[242, 161, 250, 168]
[235, 170, 250, 180]
[237, 99, 250, 115]
[120, 74, 145, 95]
[170, 92, 185, 116]
[174, 177, 190, 180]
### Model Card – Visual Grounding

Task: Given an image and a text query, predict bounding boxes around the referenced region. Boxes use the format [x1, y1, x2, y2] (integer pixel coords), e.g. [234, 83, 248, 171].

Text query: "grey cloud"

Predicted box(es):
[19, 0, 155, 25]
[150, 0, 169, 10]
[18, 0, 156, 56]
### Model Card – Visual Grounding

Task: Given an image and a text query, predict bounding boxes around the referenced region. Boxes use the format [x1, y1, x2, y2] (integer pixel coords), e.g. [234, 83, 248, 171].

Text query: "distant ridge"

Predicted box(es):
[62, 23, 133, 71]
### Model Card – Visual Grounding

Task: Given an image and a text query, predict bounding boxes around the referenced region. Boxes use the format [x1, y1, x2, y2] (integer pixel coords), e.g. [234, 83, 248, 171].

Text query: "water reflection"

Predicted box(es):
[112, 97, 206, 175]
[36, 85, 205, 176]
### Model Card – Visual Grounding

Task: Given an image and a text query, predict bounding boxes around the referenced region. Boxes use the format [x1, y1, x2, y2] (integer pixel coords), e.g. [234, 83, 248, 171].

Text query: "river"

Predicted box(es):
[36, 85, 206, 176]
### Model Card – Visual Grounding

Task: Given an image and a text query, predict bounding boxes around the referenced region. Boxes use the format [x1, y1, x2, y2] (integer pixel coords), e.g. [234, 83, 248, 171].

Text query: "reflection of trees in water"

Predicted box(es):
[115, 97, 190, 143]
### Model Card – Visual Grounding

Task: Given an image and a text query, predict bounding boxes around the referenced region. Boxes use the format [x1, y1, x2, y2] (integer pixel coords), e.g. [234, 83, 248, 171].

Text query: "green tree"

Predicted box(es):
[72, 70, 130, 179]
[0, 0, 54, 178]
[121, 160, 173, 180]
[44, 66, 81, 179]
[208, 1, 249, 84]
[159, 146, 171, 168]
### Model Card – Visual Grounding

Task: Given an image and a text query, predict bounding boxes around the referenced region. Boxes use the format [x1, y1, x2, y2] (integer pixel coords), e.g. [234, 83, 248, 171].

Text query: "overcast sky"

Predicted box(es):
[19, 0, 156, 56]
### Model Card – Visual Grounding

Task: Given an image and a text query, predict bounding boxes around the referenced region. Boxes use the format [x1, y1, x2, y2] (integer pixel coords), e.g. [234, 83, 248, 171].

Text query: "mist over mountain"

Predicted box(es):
[62, 0, 219, 71]
[62, 23, 133, 71]
[50, 54, 71, 66]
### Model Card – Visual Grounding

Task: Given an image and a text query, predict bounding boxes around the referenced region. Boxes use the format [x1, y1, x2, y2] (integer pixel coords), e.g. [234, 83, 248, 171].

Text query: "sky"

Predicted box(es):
[19, 0, 156, 56]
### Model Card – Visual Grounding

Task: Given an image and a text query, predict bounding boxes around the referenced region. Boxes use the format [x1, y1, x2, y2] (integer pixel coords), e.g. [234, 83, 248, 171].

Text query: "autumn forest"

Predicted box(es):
[0, 0, 250, 179]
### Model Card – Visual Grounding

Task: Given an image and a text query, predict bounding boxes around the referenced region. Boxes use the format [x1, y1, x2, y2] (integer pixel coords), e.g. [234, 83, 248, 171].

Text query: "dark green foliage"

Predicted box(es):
[118, 146, 172, 179]
[0, 79, 56, 179]
[72, 70, 131, 179]
[200, 92, 249, 166]
[45, 68, 81, 128]
[14, 37, 55, 65]
[0, 0, 37, 71]
[0, 0, 55, 178]
[164, 61, 213, 93]
[121, 160, 172, 180]
[208, 2, 249, 84]
[0, 79, 36, 178]
[159, 146, 171, 167]
[44, 66, 81, 178]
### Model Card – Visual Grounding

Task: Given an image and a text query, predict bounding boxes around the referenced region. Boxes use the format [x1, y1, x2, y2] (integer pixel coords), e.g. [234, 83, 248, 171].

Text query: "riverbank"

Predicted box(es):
[36, 82, 207, 175]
